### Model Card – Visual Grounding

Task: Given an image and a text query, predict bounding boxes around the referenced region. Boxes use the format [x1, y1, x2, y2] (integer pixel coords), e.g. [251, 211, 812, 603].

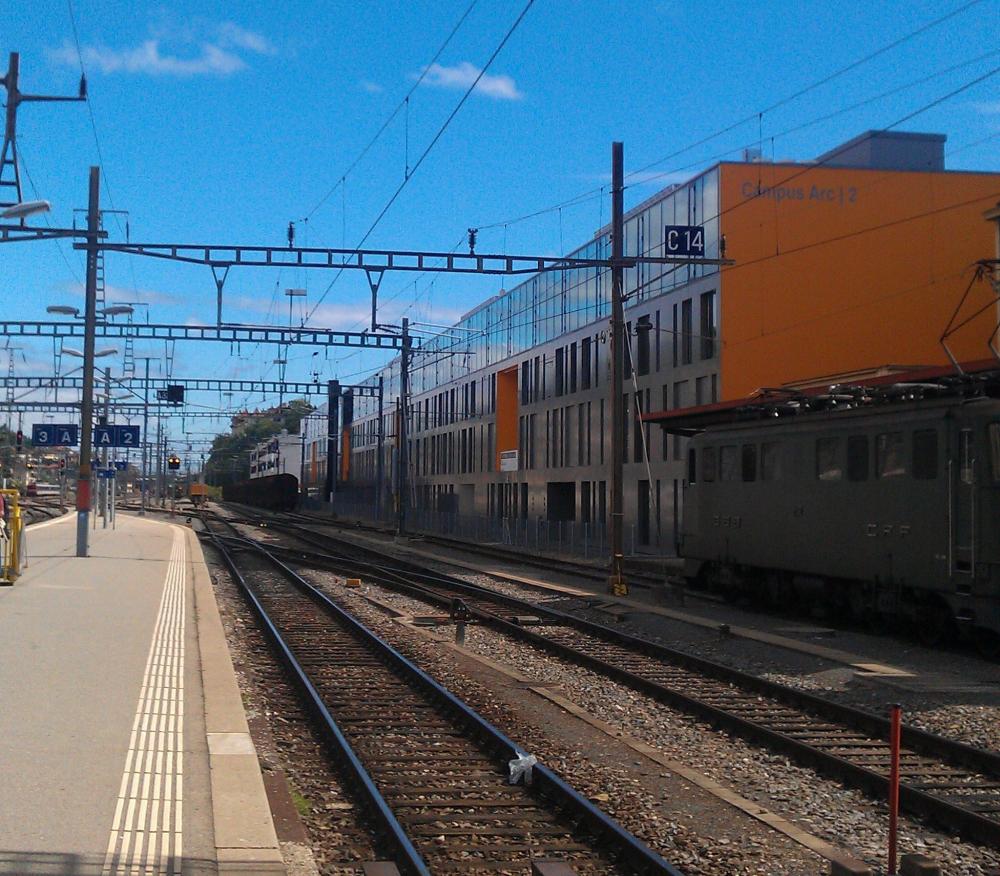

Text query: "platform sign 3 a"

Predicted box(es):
[32, 423, 78, 447]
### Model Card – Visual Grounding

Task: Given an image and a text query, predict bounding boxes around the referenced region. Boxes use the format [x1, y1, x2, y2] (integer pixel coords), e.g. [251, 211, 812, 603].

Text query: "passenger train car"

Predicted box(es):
[675, 377, 1000, 649]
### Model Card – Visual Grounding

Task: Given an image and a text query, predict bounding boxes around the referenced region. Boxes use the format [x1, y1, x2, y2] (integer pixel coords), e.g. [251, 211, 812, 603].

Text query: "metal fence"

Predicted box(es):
[317, 495, 636, 560]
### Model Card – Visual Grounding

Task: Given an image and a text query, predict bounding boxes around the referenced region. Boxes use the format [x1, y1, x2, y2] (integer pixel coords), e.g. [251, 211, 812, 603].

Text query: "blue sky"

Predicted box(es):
[3, 0, 999, 455]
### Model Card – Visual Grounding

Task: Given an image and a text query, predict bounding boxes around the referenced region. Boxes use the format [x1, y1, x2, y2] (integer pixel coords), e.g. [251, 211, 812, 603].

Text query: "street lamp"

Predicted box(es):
[47, 303, 134, 321]
[63, 347, 118, 359]
[1, 200, 50, 220]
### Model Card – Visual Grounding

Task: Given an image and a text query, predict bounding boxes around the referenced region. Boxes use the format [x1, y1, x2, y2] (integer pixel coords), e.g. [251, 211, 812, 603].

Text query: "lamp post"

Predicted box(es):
[76, 166, 100, 556]
[62, 344, 117, 531]
[134, 356, 158, 515]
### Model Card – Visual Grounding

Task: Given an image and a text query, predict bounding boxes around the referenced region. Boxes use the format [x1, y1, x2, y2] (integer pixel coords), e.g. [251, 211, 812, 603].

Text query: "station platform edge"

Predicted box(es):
[0, 511, 284, 876]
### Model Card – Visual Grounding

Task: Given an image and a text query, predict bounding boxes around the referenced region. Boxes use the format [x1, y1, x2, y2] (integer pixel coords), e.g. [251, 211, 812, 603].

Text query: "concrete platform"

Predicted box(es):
[0, 512, 283, 875]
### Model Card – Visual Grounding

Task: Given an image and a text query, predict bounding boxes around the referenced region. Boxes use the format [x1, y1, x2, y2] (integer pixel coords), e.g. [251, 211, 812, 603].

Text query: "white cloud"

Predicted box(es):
[62, 281, 178, 306]
[972, 100, 1000, 115]
[419, 61, 523, 100]
[47, 20, 274, 78]
[359, 79, 384, 94]
[217, 22, 276, 56]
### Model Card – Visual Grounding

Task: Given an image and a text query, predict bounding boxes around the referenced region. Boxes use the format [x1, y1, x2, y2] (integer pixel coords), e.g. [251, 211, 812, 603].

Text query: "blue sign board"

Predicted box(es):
[114, 460, 129, 471]
[92, 424, 141, 448]
[32, 423, 78, 447]
[97, 469, 116, 479]
[664, 224, 705, 257]
[94, 425, 116, 447]
[116, 425, 140, 448]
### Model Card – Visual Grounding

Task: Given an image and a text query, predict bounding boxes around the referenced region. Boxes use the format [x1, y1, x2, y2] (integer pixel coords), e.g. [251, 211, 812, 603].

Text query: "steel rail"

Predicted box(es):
[199, 518, 431, 876]
[238, 512, 1000, 849]
[201, 512, 683, 876]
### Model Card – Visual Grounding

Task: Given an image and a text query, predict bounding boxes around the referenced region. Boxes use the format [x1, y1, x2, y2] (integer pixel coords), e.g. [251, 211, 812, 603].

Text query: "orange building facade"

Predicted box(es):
[717, 160, 1000, 398]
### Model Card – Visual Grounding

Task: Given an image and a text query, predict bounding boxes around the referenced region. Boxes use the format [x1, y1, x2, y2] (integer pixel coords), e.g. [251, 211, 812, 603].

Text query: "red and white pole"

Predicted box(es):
[888, 703, 902, 875]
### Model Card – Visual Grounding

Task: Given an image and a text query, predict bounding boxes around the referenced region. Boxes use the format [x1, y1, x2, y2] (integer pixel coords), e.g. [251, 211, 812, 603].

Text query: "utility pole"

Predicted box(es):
[375, 373, 384, 521]
[101, 366, 110, 528]
[137, 356, 153, 515]
[396, 317, 411, 538]
[1, 52, 86, 210]
[76, 166, 99, 557]
[324, 380, 340, 504]
[608, 141, 626, 596]
[155, 419, 163, 506]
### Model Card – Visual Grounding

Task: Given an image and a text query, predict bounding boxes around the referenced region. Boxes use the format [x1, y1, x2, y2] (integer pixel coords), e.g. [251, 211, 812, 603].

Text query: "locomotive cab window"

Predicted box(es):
[816, 437, 842, 481]
[912, 429, 938, 480]
[876, 432, 906, 479]
[720, 445, 739, 481]
[702, 446, 717, 482]
[990, 423, 1000, 482]
[741, 444, 756, 482]
[847, 435, 869, 481]
[760, 441, 782, 481]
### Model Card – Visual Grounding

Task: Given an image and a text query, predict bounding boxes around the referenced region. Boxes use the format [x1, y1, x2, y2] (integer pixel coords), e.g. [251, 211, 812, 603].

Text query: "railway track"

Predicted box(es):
[198, 511, 682, 876]
[223, 507, 1000, 851]
[21, 498, 64, 526]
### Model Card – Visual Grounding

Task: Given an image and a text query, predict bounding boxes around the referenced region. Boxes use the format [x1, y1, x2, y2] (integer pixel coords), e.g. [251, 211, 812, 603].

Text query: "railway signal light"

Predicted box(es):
[15, 429, 23, 451]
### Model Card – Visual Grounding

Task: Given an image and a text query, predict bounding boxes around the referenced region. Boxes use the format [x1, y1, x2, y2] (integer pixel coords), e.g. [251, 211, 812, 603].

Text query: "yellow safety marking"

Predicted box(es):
[101, 528, 186, 876]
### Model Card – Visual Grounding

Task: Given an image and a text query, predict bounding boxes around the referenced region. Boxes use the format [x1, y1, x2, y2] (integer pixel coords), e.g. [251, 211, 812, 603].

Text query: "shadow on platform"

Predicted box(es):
[0, 849, 216, 875]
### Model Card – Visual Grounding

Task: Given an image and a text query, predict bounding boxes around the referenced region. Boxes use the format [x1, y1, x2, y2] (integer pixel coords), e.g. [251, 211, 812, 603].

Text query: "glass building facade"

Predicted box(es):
[352, 166, 721, 419]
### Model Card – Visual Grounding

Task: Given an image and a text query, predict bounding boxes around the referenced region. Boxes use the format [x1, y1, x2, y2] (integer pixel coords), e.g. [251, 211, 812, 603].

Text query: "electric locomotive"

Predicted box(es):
[674, 373, 1000, 652]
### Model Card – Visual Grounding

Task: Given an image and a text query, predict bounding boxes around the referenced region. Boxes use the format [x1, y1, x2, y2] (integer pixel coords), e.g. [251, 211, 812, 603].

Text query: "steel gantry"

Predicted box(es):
[4, 139, 733, 582]
[0, 321, 413, 350]
[0, 375, 380, 397]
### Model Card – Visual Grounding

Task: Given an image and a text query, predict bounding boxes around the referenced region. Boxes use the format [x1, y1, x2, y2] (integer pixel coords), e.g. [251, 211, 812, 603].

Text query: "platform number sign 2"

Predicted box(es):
[664, 225, 705, 257]
[115, 425, 140, 448]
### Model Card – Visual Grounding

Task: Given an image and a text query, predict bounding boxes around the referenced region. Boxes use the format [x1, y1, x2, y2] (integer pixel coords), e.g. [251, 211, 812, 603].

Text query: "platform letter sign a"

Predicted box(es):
[664, 224, 705, 257]
[94, 425, 115, 447]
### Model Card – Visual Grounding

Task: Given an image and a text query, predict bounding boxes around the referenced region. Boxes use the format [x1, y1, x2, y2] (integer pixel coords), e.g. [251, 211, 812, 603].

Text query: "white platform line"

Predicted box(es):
[102, 529, 186, 876]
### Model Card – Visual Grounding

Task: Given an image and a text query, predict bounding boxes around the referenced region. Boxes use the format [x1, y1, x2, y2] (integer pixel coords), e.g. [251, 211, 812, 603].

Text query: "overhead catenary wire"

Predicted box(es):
[302, 0, 480, 223]
[471, 0, 991, 237]
[305, 0, 537, 324]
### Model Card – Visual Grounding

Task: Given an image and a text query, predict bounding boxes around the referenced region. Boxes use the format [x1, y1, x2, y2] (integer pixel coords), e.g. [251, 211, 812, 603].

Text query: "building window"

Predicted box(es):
[569, 341, 578, 394]
[555, 349, 565, 397]
[687, 448, 697, 484]
[700, 290, 717, 359]
[681, 299, 693, 365]
[636, 315, 651, 376]
[741, 444, 756, 482]
[521, 361, 530, 405]
[672, 303, 678, 367]
[624, 322, 633, 379]
[581, 339, 592, 390]
[633, 393, 643, 462]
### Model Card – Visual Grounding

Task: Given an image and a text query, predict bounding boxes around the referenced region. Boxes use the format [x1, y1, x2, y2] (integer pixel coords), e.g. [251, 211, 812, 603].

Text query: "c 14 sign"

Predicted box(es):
[664, 225, 705, 257]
